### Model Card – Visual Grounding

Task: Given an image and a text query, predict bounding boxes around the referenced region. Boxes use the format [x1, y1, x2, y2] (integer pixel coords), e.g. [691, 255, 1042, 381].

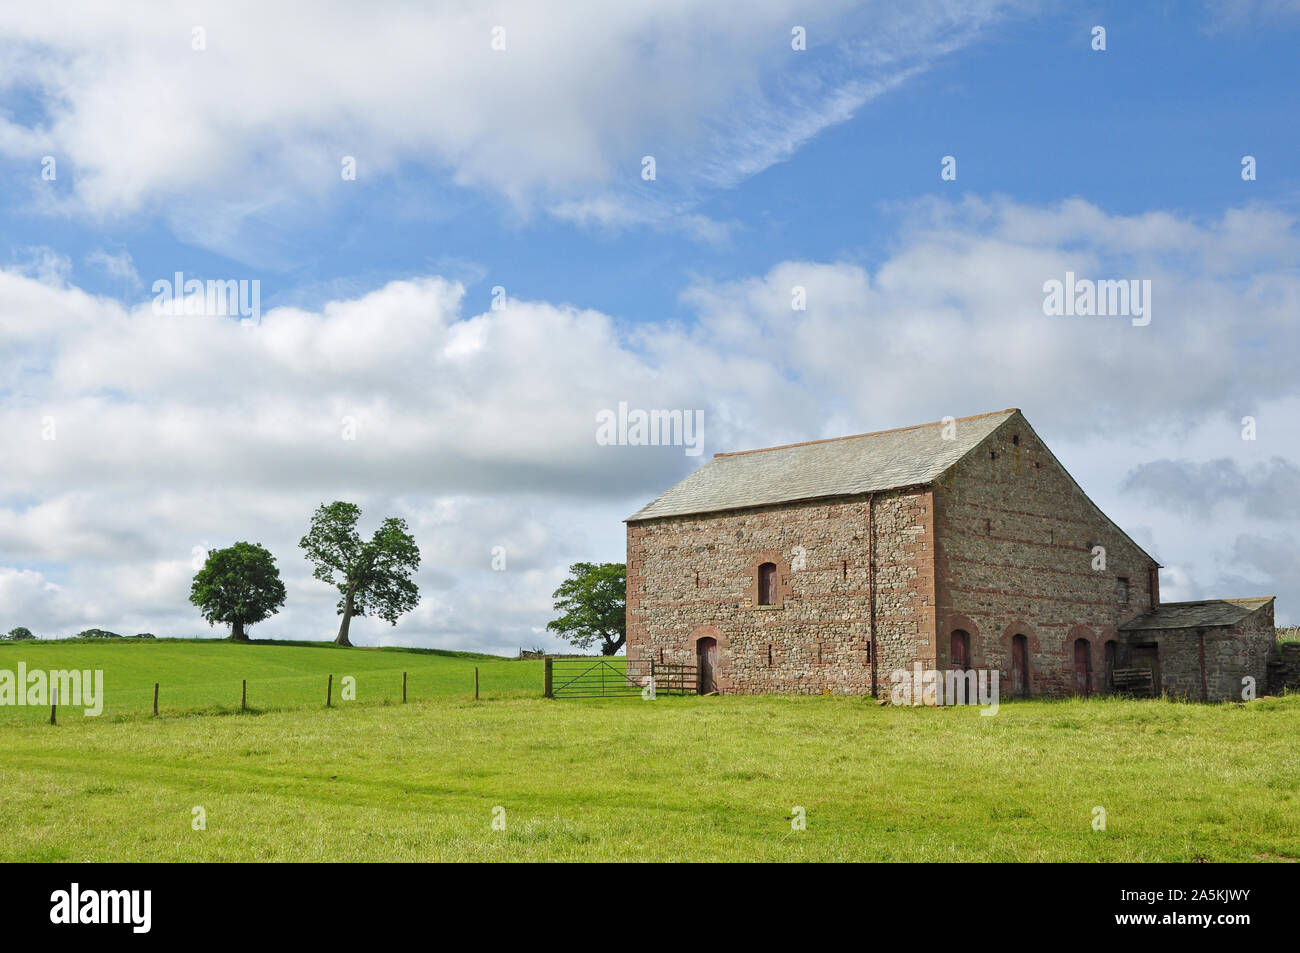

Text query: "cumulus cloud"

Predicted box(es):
[1222, 534, 1300, 602]
[0, 0, 1023, 243]
[1122, 458, 1300, 519]
[0, 269, 751, 649]
[3, 196, 1300, 645]
[675, 197, 1300, 440]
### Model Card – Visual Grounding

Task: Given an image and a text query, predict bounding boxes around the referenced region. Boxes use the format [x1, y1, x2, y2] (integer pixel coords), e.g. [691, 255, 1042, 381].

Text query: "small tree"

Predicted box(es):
[299, 502, 420, 646]
[189, 542, 287, 641]
[5, 626, 35, 641]
[546, 562, 626, 656]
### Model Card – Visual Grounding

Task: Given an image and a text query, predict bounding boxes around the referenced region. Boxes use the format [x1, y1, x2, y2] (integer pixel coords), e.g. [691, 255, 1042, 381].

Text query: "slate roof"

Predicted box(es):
[1119, 597, 1275, 631]
[626, 409, 1018, 522]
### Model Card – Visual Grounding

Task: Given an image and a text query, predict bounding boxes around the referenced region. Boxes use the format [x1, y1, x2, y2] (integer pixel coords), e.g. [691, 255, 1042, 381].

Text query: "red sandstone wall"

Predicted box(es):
[626, 488, 935, 695]
[935, 413, 1159, 697]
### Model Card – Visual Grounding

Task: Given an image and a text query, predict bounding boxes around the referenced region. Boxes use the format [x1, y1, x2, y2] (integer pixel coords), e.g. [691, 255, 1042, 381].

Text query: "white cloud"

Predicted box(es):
[0, 0, 1024, 242]
[85, 249, 141, 289]
[3, 195, 1299, 646]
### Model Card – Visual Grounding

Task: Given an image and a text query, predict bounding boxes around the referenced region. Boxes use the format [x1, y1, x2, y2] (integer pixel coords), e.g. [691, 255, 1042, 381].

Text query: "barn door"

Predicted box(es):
[1011, 635, 1029, 696]
[697, 637, 718, 695]
[1074, 639, 1092, 696]
[950, 630, 970, 670]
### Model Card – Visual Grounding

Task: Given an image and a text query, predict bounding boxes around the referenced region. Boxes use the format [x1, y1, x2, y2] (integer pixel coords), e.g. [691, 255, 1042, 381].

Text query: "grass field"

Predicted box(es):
[0, 638, 539, 721]
[1, 640, 1297, 862]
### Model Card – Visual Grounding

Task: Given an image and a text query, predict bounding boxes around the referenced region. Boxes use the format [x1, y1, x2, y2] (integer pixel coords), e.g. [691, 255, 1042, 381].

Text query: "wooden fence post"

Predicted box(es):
[50, 684, 57, 725]
[544, 657, 553, 698]
[475, 667, 479, 701]
[241, 679, 247, 711]
[402, 671, 407, 703]
[327, 673, 333, 708]
[153, 682, 159, 717]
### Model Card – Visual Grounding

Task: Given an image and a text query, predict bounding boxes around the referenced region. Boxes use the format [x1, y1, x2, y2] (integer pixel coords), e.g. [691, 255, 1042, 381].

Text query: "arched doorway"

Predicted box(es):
[1074, 638, 1092, 696]
[950, 629, 970, 670]
[1011, 634, 1030, 696]
[697, 637, 718, 695]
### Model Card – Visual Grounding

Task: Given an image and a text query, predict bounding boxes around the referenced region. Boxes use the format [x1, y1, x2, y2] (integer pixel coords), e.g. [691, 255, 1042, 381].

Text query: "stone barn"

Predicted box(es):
[624, 409, 1276, 701]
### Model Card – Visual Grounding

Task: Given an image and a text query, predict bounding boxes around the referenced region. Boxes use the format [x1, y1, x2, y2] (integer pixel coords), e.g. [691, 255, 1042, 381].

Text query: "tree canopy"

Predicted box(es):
[189, 541, 287, 641]
[546, 562, 626, 656]
[299, 501, 420, 646]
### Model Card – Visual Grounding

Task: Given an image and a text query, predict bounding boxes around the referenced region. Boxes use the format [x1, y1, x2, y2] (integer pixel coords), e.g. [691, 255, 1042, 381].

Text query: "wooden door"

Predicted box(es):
[1074, 639, 1092, 696]
[697, 637, 718, 695]
[1011, 635, 1029, 696]
[1104, 640, 1117, 693]
[950, 630, 969, 670]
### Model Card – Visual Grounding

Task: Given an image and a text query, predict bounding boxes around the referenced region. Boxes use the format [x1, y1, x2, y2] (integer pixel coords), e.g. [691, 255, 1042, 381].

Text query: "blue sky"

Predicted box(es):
[2, 1, 1299, 647]
[6, 4, 1296, 322]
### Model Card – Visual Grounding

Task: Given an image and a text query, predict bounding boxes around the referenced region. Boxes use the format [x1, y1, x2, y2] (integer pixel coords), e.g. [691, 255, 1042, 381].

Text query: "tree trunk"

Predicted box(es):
[230, 619, 248, 641]
[335, 592, 354, 646]
[601, 633, 626, 656]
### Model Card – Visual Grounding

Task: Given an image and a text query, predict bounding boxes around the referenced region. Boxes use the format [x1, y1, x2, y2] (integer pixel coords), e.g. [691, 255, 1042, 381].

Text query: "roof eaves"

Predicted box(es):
[625, 481, 937, 524]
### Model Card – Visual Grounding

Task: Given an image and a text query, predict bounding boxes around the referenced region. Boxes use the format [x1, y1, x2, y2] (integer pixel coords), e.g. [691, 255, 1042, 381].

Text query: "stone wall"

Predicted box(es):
[1121, 603, 1275, 701]
[625, 487, 933, 695]
[1268, 642, 1300, 695]
[935, 415, 1160, 697]
[625, 410, 1268, 702]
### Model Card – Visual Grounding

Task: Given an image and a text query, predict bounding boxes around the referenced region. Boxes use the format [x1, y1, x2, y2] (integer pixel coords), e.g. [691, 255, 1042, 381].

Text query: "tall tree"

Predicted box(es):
[546, 562, 626, 656]
[189, 542, 287, 641]
[299, 501, 420, 646]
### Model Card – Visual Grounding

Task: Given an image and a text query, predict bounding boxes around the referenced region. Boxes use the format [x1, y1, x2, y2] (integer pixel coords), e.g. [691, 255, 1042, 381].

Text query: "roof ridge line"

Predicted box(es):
[1153, 596, 1275, 607]
[713, 408, 1020, 458]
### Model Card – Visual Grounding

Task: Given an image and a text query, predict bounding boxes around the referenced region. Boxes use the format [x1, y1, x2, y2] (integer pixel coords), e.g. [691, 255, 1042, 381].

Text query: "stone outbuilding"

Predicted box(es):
[1117, 597, 1276, 701]
[624, 408, 1277, 701]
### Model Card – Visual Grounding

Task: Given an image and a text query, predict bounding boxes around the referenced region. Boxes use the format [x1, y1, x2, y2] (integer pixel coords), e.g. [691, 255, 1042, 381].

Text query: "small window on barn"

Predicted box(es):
[1117, 577, 1130, 605]
[758, 562, 777, 606]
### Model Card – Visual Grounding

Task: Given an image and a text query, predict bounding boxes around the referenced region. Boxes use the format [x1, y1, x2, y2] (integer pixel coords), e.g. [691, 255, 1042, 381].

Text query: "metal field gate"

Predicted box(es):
[545, 658, 699, 698]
